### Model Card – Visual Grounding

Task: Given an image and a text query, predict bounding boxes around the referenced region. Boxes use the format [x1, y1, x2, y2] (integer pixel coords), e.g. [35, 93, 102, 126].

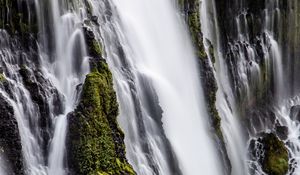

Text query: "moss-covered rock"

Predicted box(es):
[261, 133, 289, 175]
[0, 73, 5, 82]
[179, 0, 223, 138]
[83, 26, 103, 58]
[68, 19, 134, 175]
[67, 59, 135, 175]
[180, 0, 206, 59]
[179, 0, 222, 138]
[179, 0, 231, 174]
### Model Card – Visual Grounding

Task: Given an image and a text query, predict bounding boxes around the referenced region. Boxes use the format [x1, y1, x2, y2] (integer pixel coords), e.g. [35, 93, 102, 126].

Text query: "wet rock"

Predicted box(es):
[0, 94, 24, 175]
[275, 125, 288, 140]
[19, 66, 65, 157]
[290, 105, 300, 122]
[260, 133, 289, 175]
[91, 16, 99, 24]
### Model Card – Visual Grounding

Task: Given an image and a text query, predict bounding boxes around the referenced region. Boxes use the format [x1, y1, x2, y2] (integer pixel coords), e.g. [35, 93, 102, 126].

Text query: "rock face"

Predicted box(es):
[66, 59, 135, 175]
[260, 133, 289, 175]
[0, 0, 38, 46]
[0, 93, 24, 175]
[19, 65, 65, 157]
[179, 0, 231, 174]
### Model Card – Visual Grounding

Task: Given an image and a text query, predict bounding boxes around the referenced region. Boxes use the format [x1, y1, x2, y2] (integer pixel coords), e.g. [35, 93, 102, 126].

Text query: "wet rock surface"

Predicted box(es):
[249, 133, 289, 175]
[290, 105, 300, 122]
[0, 94, 24, 175]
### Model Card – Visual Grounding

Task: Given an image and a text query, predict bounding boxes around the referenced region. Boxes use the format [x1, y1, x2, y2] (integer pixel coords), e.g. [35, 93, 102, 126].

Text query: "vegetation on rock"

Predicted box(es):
[261, 133, 289, 175]
[67, 24, 134, 174]
[0, 73, 5, 82]
[179, 0, 231, 174]
[179, 0, 222, 140]
[67, 59, 135, 175]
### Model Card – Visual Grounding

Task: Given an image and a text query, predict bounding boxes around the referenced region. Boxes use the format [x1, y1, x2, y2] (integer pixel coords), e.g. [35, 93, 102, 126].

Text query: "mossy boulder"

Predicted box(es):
[261, 133, 289, 175]
[67, 59, 135, 175]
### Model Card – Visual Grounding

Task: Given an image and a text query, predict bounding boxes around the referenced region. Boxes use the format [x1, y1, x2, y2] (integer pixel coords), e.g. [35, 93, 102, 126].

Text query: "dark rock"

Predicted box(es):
[275, 125, 288, 140]
[91, 16, 99, 24]
[290, 105, 300, 122]
[19, 66, 65, 157]
[0, 94, 24, 175]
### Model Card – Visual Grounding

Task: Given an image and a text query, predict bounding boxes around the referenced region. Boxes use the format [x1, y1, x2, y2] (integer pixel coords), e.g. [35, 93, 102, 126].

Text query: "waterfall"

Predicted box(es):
[38, 0, 90, 174]
[0, 0, 89, 174]
[200, 0, 249, 174]
[0, 30, 48, 175]
[2, 0, 300, 174]
[43, 2, 89, 174]
[0, 0, 222, 174]
[201, 0, 300, 174]
[85, 0, 222, 174]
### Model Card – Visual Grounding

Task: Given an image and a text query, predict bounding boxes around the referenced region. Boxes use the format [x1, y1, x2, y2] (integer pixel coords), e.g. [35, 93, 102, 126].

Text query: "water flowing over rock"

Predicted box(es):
[1, 0, 300, 175]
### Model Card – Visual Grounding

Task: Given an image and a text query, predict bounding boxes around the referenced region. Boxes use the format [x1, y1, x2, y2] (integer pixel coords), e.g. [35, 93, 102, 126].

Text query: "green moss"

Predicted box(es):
[87, 39, 103, 58]
[180, 0, 223, 139]
[68, 60, 135, 175]
[92, 40, 102, 56]
[0, 74, 5, 82]
[181, 0, 207, 59]
[261, 133, 289, 175]
[180, 1, 231, 173]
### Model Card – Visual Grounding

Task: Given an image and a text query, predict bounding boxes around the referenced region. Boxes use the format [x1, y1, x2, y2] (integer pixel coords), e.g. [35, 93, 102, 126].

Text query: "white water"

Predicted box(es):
[3, 0, 294, 175]
[0, 0, 90, 174]
[200, 0, 292, 174]
[14, 0, 223, 174]
[0, 33, 48, 174]
[105, 0, 222, 174]
[41, 0, 90, 174]
[200, 0, 249, 174]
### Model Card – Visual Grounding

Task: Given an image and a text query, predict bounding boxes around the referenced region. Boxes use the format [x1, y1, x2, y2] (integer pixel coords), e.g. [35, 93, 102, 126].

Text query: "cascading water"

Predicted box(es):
[201, 0, 249, 174]
[0, 0, 89, 174]
[201, 0, 300, 174]
[0, 29, 49, 175]
[3, 0, 300, 174]
[40, 1, 90, 174]
[0, 0, 223, 174]
[86, 0, 222, 174]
